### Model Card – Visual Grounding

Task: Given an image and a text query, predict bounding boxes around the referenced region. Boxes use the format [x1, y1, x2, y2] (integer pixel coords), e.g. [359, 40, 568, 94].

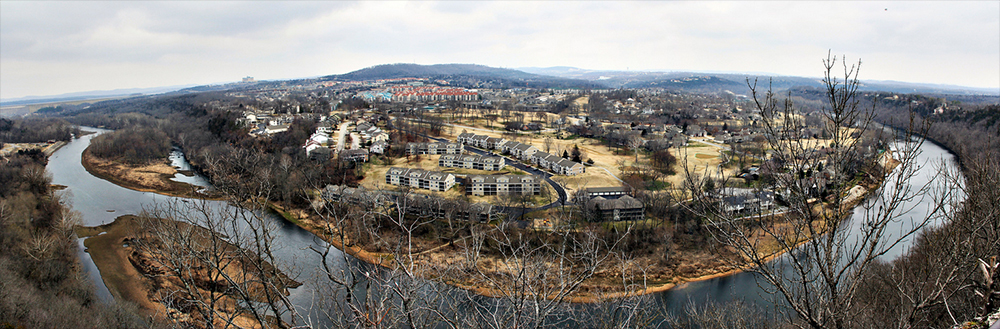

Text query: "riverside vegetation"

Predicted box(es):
[0, 132, 165, 328]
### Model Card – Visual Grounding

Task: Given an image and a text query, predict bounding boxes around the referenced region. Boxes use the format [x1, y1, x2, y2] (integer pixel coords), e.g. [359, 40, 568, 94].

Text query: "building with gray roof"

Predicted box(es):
[439, 154, 506, 171]
[405, 142, 464, 155]
[385, 167, 456, 191]
[464, 174, 541, 196]
[586, 195, 645, 222]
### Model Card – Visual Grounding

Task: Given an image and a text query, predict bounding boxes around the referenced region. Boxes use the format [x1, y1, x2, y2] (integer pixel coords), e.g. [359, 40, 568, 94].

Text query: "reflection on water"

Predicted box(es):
[167, 148, 213, 191]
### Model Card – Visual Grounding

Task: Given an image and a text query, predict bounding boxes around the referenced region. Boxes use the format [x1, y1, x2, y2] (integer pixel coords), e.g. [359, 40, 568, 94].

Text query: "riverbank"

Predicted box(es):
[76, 215, 300, 328]
[81, 146, 219, 200]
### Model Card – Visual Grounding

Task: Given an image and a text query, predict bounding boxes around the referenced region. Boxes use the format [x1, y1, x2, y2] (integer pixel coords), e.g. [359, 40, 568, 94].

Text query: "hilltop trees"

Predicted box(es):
[88, 127, 172, 165]
[0, 118, 79, 143]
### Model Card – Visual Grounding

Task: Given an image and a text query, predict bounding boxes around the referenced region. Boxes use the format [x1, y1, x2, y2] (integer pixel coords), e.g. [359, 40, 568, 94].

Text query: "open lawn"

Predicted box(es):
[665, 140, 739, 189]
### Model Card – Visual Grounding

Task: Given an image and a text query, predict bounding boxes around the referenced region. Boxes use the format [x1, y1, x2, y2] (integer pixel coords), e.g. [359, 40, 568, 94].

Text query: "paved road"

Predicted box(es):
[349, 132, 361, 150]
[334, 122, 351, 153]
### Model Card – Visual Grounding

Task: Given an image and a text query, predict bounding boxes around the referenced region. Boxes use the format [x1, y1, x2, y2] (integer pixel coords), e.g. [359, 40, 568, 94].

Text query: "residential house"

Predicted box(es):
[321, 185, 385, 205]
[484, 137, 508, 150]
[716, 188, 776, 214]
[400, 195, 496, 222]
[469, 134, 491, 148]
[552, 158, 586, 175]
[369, 140, 387, 154]
[511, 143, 539, 161]
[457, 132, 477, 145]
[341, 149, 369, 162]
[686, 125, 706, 137]
[581, 186, 631, 199]
[265, 124, 289, 134]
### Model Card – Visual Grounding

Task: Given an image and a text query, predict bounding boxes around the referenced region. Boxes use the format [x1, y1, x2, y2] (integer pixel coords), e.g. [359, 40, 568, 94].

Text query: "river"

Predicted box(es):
[49, 128, 351, 323]
[48, 128, 961, 325]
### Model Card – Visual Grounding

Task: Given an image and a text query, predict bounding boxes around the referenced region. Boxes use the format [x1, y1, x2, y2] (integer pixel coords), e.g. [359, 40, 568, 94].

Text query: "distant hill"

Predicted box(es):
[322, 63, 601, 89]
[519, 66, 999, 96]
[1, 85, 198, 107]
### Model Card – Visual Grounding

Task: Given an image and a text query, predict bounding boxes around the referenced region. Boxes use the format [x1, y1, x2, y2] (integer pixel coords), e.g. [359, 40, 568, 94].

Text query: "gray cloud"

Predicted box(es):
[2, 1, 997, 99]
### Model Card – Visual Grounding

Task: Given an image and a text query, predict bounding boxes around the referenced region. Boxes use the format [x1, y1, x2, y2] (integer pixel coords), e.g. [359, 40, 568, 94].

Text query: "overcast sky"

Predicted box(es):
[2, 1, 998, 99]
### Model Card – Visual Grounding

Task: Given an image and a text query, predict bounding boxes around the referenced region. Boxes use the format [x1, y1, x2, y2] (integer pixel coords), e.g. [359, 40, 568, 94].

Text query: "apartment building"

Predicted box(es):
[438, 154, 506, 171]
[405, 142, 464, 155]
[385, 167, 456, 191]
[586, 195, 645, 222]
[464, 175, 541, 196]
[530, 151, 586, 176]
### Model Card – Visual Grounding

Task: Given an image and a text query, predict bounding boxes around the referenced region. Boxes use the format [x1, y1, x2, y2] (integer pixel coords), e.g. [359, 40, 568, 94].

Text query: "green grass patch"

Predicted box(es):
[267, 203, 300, 225]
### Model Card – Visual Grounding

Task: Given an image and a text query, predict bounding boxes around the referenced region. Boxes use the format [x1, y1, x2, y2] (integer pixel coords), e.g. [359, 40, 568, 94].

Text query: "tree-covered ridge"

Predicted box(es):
[322, 63, 602, 89]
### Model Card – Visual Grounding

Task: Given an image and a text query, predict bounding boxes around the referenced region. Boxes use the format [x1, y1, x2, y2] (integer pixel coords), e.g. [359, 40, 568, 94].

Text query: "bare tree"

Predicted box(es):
[134, 199, 300, 329]
[689, 53, 951, 329]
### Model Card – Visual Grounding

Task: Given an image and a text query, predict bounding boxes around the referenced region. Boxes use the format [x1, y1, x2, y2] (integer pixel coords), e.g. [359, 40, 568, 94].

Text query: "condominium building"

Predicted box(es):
[464, 175, 541, 196]
[385, 167, 456, 191]
[405, 142, 464, 155]
[509, 142, 539, 161]
[439, 154, 506, 171]
[530, 151, 586, 176]
[586, 195, 645, 222]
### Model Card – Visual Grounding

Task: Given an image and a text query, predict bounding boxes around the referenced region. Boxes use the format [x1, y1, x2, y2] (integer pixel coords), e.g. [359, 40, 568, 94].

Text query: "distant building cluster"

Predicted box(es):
[388, 86, 479, 102]
[357, 85, 478, 103]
